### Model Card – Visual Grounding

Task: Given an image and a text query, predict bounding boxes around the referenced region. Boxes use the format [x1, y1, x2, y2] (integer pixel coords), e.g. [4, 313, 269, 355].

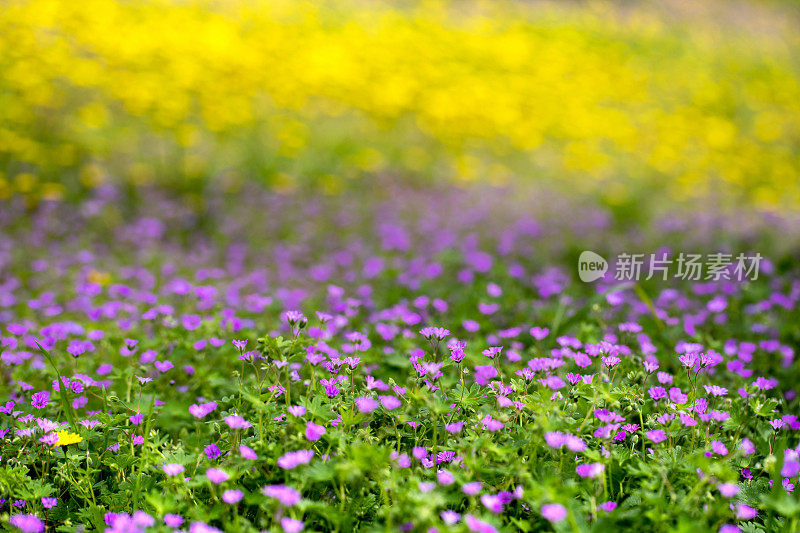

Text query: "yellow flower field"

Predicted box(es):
[0, 0, 798, 208]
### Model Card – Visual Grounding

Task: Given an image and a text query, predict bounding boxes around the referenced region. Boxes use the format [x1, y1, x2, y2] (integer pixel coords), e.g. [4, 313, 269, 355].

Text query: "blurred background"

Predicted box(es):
[1, 0, 798, 214]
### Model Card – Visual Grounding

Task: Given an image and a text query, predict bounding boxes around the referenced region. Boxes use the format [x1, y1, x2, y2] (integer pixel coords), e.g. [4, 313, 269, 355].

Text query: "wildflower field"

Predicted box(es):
[1, 0, 800, 532]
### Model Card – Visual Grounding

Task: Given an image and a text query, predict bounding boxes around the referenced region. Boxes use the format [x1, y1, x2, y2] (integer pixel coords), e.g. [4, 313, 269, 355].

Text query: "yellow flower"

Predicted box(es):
[54, 430, 83, 447]
[87, 269, 112, 286]
[0, 0, 798, 208]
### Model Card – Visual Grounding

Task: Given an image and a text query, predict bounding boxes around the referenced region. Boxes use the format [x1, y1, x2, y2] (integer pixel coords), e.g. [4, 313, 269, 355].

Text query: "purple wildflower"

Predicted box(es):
[262, 485, 301, 506]
[598, 501, 617, 512]
[205, 467, 229, 484]
[281, 518, 304, 533]
[189, 523, 222, 533]
[704, 385, 728, 397]
[305, 421, 326, 441]
[566, 434, 587, 452]
[711, 440, 728, 455]
[277, 450, 314, 469]
[437, 470, 455, 485]
[462, 481, 482, 495]
[9, 514, 44, 533]
[224, 415, 251, 429]
[39, 432, 59, 445]
[41, 498, 57, 509]
[481, 415, 504, 431]
[232, 339, 247, 351]
[31, 392, 50, 410]
[576, 463, 605, 478]
[480, 494, 504, 513]
[222, 489, 243, 504]
[287, 405, 306, 417]
[189, 402, 218, 419]
[205, 443, 221, 459]
[717, 483, 739, 497]
[545, 432, 566, 448]
[239, 444, 258, 460]
[738, 438, 756, 455]
[648, 387, 667, 401]
[164, 515, 183, 527]
[163, 463, 185, 476]
[530, 327, 549, 340]
[378, 395, 401, 410]
[420, 327, 450, 340]
[736, 504, 757, 520]
[445, 421, 464, 434]
[482, 346, 502, 359]
[355, 396, 378, 413]
[541, 503, 567, 522]
[464, 514, 498, 533]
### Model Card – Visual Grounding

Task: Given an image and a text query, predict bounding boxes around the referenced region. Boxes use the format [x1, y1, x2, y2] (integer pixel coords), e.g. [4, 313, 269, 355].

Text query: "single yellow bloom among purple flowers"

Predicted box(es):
[54, 431, 82, 447]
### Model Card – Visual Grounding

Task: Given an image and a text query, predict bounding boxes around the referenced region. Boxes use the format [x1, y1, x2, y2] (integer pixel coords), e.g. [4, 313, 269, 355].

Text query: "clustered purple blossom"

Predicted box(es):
[0, 186, 797, 533]
[277, 450, 314, 470]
